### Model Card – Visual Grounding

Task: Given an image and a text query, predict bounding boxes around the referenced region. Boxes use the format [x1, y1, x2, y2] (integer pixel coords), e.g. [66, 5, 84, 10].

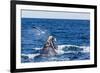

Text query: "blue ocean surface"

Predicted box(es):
[21, 18, 90, 63]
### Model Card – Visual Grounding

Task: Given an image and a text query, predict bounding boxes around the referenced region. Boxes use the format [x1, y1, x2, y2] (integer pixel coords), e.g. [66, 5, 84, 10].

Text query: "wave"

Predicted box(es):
[57, 45, 89, 54]
[21, 45, 90, 63]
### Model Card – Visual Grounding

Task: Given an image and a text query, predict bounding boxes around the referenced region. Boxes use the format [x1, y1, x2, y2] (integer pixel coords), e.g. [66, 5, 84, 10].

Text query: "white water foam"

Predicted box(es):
[22, 53, 39, 59]
[56, 45, 90, 54]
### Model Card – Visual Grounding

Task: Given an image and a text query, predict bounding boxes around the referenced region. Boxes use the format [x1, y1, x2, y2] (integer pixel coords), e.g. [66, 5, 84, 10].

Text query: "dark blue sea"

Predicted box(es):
[21, 18, 90, 63]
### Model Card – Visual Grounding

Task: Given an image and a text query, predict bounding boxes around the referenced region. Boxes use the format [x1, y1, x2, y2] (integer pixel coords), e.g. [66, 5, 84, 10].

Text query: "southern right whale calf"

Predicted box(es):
[40, 36, 58, 57]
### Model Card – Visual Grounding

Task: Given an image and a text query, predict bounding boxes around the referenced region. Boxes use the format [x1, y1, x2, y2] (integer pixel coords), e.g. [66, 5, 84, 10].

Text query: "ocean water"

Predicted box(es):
[21, 18, 90, 63]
